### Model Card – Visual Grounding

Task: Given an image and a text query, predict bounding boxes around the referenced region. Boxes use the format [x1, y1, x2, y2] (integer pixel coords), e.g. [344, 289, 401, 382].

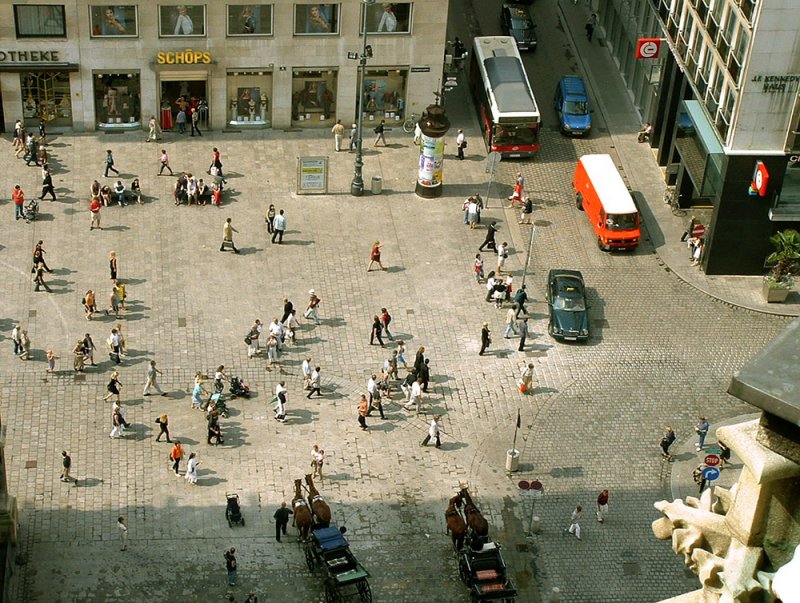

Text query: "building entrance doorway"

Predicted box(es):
[158, 75, 208, 131]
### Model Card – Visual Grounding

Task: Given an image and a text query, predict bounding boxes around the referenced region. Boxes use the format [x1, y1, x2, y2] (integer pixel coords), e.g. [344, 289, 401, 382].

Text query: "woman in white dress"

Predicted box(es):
[185, 452, 199, 484]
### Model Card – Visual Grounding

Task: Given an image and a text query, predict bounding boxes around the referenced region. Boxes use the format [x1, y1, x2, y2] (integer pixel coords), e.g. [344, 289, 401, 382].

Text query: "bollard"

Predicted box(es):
[548, 587, 561, 603]
[530, 515, 541, 534]
[505, 449, 520, 472]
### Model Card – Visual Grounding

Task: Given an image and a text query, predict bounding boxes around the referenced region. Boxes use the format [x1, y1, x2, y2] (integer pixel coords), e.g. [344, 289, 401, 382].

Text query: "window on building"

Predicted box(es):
[707, 66, 724, 115]
[294, 4, 339, 35]
[718, 8, 736, 59]
[14, 5, 66, 37]
[715, 87, 733, 141]
[94, 72, 141, 127]
[739, 0, 757, 24]
[362, 3, 412, 33]
[227, 5, 273, 36]
[697, 0, 710, 22]
[697, 47, 711, 97]
[90, 5, 138, 37]
[728, 25, 749, 85]
[158, 4, 206, 36]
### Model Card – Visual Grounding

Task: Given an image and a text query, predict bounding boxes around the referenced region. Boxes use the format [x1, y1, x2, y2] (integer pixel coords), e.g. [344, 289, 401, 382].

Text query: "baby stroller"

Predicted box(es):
[22, 198, 39, 223]
[225, 493, 245, 527]
[230, 376, 250, 398]
[206, 392, 229, 418]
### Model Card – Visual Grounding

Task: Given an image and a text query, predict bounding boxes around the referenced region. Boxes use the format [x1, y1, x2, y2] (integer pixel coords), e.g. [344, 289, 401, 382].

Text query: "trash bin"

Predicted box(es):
[371, 176, 382, 194]
[505, 449, 520, 472]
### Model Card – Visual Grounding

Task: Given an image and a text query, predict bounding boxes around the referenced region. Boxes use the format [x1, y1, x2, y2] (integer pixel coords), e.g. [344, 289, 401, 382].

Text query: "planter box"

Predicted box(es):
[763, 282, 791, 303]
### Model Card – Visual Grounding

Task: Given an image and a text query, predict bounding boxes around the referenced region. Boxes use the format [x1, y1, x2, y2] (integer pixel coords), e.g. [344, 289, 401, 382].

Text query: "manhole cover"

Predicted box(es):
[622, 561, 640, 575]
[533, 220, 551, 227]
[25, 461, 37, 469]
[406, 309, 415, 315]
[28, 310, 36, 318]
[177, 317, 187, 327]
[74, 373, 86, 382]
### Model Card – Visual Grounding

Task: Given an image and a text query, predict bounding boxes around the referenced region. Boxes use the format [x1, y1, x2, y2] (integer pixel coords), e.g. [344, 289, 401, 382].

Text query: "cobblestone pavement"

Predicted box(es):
[0, 8, 793, 603]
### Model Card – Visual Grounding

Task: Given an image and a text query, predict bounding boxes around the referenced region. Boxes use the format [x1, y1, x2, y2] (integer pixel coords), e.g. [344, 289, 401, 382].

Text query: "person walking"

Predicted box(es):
[224, 548, 237, 586]
[504, 305, 519, 338]
[147, 115, 160, 142]
[33, 262, 52, 292]
[60, 451, 72, 482]
[496, 242, 509, 276]
[519, 196, 533, 224]
[39, 165, 56, 201]
[176, 107, 187, 134]
[118, 516, 128, 551]
[379, 308, 394, 340]
[564, 506, 583, 540]
[370, 316, 385, 347]
[185, 452, 199, 484]
[478, 222, 499, 252]
[271, 209, 286, 244]
[46, 349, 57, 373]
[274, 381, 288, 422]
[306, 367, 321, 398]
[366, 376, 386, 419]
[373, 119, 387, 146]
[585, 14, 597, 42]
[274, 502, 293, 542]
[508, 173, 524, 206]
[143, 360, 167, 396]
[158, 149, 174, 176]
[220, 217, 240, 253]
[331, 119, 345, 151]
[695, 416, 710, 451]
[596, 490, 609, 523]
[479, 322, 491, 356]
[13, 185, 25, 221]
[72, 339, 86, 372]
[349, 123, 358, 151]
[90, 196, 102, 230]
[514, 285, 528, 316]
[456, 129, 466, 160]
[169, 441, 184, 475]
[358, 394, 369, 430]
[104, 149, 119, 177]
[103, 370, 122, 402]
[693, 463, 708, 494]
[155, 413, 171, 443]
[519, 362, 534, 394]
[518, 318, 529, 352]
[420, 415, 442, 448]
[110, 408, 125, 439]
[266, 204, 276, 234]
[404, 377, 424, 413]
[660, 426, 676, 461]
[367, 241, 385, 271]
[305, 289, 321, 325]
[311, 446, 325, 478]
[190, 106, 201, 136]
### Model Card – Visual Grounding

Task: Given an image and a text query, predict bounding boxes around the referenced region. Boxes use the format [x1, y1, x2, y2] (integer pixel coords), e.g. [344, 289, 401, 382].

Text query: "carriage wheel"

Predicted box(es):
[458, 557, 471, 585]
[357, 580, 372, 603]
[324, 581, 343, 603]
[304, 545, 315, 571]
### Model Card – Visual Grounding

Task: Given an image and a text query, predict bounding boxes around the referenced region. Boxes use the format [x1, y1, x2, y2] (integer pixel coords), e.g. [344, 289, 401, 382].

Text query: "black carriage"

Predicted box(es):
[458, 541, 517, 602]
[304, 526, 372, 603]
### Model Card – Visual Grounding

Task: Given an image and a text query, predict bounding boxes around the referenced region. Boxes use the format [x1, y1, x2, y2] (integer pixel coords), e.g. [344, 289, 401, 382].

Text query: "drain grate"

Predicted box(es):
[28, 310, 36, 318]
[25, 461, 37, 469]
[74, 373, 86, 382]
[622, 561, 640, 575]
[178, 317, 186, 327]
[516, 543, 529, 553]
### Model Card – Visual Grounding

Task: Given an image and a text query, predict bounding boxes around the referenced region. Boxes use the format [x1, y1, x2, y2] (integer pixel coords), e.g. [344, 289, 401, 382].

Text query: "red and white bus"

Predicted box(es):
[470, 36, 541, 158]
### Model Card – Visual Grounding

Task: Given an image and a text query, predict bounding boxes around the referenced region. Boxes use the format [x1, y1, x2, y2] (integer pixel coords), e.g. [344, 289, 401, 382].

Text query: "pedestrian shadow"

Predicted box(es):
[174, 436, 201, 446]
[383, 266, 405, 273]
[672, 451, 696, 462]
[439, 441, 469, 451]
[237, 247, 262, 256]
[75, 477, 104, 487]
[102, 225, 131, 232]
[124, 313, 151, 323]
[53, 193, 79, 204]
[32, 212, 55, 222]
[198, 476, 229, 487]
[529, 386, 558, 395]
[280, 239, 314, 246]
[365, 420, 397, 431]
[321, 317, 346, 328]
[121, 278, 147, 286]
[288, 408, 319, 425]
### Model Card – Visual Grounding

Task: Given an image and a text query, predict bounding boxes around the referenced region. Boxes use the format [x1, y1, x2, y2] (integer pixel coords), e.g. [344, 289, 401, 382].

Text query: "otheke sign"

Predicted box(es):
[156, 50, 212, 65]
[0, 50, 60, 62]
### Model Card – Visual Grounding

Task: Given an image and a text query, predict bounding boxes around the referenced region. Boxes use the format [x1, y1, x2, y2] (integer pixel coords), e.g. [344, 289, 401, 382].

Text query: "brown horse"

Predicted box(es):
[292, 478, 313, 540]
[459, 488, 489, 539]
[305, 474, 331, 527]
[445, 494, 466, 551]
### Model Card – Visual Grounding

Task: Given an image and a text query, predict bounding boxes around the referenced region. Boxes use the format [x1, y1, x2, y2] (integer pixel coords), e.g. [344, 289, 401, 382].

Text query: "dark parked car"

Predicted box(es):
[501, 3, 537, 51]
[546, 269, 590, 342]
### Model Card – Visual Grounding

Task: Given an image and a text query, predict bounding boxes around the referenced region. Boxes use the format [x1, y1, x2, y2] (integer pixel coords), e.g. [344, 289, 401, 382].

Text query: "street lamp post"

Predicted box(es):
[351, 0, 375, 197]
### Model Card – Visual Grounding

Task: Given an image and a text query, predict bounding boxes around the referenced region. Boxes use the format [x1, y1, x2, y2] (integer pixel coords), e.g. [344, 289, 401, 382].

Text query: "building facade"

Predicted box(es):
[0, 1, 447, 133]
[598, 0, 800, 275]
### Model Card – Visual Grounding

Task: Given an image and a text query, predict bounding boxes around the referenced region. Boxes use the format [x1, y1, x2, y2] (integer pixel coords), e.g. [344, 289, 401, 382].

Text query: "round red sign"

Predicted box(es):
[704, 454, 721, 467]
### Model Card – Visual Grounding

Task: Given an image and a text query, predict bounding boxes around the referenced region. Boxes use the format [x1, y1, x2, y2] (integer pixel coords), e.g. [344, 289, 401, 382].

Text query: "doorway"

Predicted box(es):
[158, 76, 208, 130]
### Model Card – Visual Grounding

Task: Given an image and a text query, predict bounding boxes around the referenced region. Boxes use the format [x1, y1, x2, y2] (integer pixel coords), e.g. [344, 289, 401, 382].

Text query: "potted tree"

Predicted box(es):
[763, 229, 800, 303]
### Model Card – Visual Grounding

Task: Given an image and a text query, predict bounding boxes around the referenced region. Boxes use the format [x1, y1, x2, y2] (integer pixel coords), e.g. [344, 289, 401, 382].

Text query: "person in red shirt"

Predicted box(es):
[13, 185, 25, 220]
[596, 489, 609, 523]
[90, 196, 102, 230]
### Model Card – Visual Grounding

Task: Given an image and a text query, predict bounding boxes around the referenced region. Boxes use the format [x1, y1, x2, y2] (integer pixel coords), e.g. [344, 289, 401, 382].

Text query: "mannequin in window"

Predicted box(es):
[260, 93, 268, 121]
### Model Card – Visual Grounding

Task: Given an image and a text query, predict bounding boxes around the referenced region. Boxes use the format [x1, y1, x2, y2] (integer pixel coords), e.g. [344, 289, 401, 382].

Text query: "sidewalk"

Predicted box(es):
[558, 0, 800, 317]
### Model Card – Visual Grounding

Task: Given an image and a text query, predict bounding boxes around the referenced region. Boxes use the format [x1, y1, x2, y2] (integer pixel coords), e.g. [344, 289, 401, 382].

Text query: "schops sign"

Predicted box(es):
[748, 161, 769, 197]
[636, 38, 661, 59]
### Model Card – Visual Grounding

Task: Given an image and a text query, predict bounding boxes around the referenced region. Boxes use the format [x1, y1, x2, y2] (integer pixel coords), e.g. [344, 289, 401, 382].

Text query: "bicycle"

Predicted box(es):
[402, 113, 420, 134]
[663, 186, 686, 216]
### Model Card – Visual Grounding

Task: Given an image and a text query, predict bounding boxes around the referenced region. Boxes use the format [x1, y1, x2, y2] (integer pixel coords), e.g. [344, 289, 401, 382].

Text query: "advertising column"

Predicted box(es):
[415, 104, 450, 198]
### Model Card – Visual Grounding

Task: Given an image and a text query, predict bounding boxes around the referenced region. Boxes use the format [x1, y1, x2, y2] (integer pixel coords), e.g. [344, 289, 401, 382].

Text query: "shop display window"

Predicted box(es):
[159, 4, 206, 37]
[227, 5, 273, 35]
[90, 5, 138, 37]
[362, 3, 412, 34]
[227, 72, 273, 126]
[94, 73, 141, 128]
[291, 70, 338, 126]
[294, 4, 339, 35]
[14, 5, 66, 38]
[20, 72, 72, 127]
[359, 69, 408, 121]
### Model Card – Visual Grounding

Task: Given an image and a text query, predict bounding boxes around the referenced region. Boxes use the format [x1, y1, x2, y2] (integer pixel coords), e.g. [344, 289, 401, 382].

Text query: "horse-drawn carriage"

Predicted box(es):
[304, 525, 372, 603]
[447, 487, 517, 602]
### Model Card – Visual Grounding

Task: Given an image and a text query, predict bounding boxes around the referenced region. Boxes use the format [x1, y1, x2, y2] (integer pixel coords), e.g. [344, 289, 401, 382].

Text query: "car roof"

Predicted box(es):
[548, 269, 584, 282]
[560, 76, 587, 98]
[503, 3, 533, 18]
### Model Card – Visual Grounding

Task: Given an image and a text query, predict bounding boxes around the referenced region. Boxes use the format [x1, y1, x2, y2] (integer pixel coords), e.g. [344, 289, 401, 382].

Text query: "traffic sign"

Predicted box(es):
[530, 480, 544, 499]
[692, 224, 706, 238]
[636, 38, 662, 59]
[705, 446, 722, 455]
[702, 466, 721, 481]
[704, 454, 721, 467]
[518, 480, 530, 490]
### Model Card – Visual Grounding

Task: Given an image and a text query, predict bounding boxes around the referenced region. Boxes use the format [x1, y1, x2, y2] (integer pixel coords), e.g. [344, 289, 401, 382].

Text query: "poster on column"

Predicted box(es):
[418, 134, 445, 188]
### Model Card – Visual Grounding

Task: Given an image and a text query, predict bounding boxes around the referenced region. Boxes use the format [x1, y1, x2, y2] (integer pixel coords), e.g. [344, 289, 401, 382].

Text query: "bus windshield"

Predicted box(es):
[493, 123, 538, 147]
[605, 213, 638, 231]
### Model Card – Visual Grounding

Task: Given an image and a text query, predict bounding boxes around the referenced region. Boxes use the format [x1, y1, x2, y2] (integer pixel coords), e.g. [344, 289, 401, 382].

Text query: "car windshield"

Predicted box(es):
[552, 281, 585, 311]
[564, 101, 589, 115]
[511, 17, 533, 29]
[493, 123, 539, 146]
[605, 213, 638, 231]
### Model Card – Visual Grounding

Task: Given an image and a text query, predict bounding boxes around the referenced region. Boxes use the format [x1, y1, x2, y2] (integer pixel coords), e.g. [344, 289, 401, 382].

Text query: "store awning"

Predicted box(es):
[0, 63, 79, 72]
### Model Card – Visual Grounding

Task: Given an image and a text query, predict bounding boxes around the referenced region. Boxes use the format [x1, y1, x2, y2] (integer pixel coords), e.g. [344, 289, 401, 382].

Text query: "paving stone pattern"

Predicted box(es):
[0, 106, 790, 603]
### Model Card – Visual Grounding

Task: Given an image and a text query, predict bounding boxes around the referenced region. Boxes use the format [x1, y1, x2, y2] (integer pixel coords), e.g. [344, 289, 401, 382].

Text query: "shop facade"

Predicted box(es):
[0, 1, 448, 133]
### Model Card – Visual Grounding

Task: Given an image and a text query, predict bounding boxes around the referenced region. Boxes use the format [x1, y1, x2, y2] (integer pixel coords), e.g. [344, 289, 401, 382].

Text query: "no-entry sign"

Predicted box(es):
[636, 38, 662, 59]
